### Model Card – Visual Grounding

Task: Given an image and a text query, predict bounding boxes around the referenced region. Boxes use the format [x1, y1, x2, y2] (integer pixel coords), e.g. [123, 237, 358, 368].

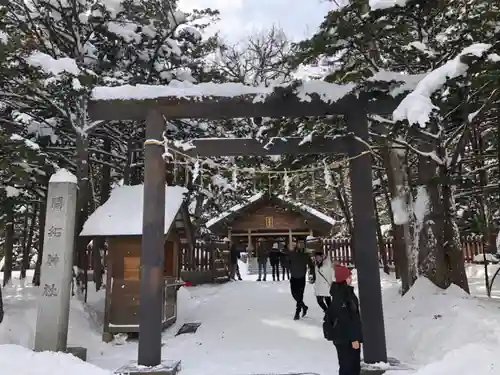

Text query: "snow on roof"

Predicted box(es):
[91, 80, 356, 103]
[80, 185, 188, 237]
[205, 192, 265, 228]
[277, 194, 337, 226]
[206, 192, 337, 229]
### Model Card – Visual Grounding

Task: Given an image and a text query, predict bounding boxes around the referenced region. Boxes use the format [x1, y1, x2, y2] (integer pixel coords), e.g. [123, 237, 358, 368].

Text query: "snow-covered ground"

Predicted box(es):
[1, 263, 500, 375]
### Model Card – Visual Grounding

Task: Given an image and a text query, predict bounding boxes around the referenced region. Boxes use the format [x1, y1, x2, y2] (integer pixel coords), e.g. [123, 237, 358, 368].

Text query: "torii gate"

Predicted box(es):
[89, 82, 398, 369]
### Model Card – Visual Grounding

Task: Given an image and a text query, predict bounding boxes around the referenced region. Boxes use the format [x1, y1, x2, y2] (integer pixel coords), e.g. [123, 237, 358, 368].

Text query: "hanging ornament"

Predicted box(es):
[192, 159, 200, 183]
[173, 153, 178, 184]
[311, 170, 316, 202]
[232, 169, 238, 188]
[161, 132, 173, 161]
[283, 169, 290, 196]
[323, 160, 333, 189]
[252, 170, 257, 193]
[184, 164, 189, 187]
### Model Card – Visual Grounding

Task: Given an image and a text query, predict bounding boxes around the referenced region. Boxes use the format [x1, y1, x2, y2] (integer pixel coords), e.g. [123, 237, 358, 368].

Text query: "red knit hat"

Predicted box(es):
[335, 265, 352, 283]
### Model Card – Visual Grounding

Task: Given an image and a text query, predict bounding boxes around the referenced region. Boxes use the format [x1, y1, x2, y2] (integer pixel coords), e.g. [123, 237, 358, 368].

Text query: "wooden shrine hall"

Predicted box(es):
[206, 191, 340, 250]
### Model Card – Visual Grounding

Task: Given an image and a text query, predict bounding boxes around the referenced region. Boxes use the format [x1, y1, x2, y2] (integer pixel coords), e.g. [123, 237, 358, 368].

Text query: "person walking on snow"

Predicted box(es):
[256, 238, 269, 281]
[323, 265, 362, 375]
[288, 238, 315, 320]
[229, 242, 242, 281]
[280, 244, 290, 280]
[269, 242, 281, 281]
[313, 250, 334, 313]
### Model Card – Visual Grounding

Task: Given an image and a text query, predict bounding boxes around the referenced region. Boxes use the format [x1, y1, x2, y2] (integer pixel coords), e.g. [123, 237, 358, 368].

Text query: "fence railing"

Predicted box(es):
[180, 242, 229, 272]
[322, 236, 486, 265]
[180, 237, 487, 273]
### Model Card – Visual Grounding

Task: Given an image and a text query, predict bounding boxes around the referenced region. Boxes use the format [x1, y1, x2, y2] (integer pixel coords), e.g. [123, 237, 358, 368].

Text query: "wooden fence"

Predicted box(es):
[180, 242, 229, 273]
[323, 236, 486, 265]
[179, 237, 486, 278]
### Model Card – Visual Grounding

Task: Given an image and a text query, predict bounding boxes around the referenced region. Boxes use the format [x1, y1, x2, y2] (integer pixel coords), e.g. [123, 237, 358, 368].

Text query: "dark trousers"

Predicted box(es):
[271, 261, 280, 280]
[334, 343, 361, 375]
[290, 276, 307, 311]
[280, 257, 290, 280]
[230, 263, 241, 280]
[316, 296, 331, 312]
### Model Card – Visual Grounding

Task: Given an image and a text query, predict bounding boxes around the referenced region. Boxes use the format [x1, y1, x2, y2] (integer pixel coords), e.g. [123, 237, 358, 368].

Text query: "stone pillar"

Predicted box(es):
[34, 169, 77, 352]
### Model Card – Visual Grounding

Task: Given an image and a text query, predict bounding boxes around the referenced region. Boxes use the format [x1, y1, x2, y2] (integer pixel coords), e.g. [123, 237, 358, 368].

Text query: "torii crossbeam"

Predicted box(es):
[88, 82, 393, 368]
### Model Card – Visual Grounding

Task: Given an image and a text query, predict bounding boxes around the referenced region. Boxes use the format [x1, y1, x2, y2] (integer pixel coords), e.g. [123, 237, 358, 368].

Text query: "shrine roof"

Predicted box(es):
[80, 185, 188, 237]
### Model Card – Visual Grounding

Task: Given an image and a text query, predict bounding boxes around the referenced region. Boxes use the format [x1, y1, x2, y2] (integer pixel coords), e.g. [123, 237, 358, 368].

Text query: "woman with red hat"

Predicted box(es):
[322, 265, 362, 375]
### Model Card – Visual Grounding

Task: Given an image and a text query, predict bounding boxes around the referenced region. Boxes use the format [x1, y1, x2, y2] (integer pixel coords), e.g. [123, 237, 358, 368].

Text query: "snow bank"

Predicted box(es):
[384, 277, 500, 365]
[0, 273, 105, 354]
[0, 344, 111, 375]
[398, 343, 499, 375]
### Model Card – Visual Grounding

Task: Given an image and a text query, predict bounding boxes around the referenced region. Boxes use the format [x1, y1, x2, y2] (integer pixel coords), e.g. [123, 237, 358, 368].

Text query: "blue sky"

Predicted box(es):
[178, 0, 334, 42]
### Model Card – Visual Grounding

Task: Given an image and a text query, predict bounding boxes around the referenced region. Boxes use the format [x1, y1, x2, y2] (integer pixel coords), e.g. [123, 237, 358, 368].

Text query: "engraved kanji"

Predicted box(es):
[51, 196, 64, 211]
[47, 226, 62, 238]
[46, 253, 60, 267]
[42, 283, 58, 297]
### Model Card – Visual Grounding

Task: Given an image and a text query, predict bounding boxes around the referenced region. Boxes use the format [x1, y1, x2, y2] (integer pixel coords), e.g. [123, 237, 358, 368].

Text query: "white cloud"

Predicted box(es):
[178, 0, 334, 42]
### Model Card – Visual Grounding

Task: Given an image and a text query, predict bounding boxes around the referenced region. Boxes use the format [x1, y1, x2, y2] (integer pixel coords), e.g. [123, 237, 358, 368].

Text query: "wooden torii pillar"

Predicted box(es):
[89, 87, 397, 367]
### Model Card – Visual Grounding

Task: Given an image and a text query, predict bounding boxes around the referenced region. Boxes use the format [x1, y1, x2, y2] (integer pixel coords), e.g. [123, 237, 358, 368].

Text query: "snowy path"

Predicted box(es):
[92, 280, 338, 375]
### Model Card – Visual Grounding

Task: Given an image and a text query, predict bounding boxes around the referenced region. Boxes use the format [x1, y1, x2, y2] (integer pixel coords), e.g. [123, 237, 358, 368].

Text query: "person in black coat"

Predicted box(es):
[323, 265, 362, 375]
[269, 242, 281, 281]
[229, 243, 242, 281]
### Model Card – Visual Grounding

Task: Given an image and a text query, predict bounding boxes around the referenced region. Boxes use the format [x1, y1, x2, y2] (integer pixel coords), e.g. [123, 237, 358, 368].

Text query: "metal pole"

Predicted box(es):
[138, 110, 166, 366]
[347, 104, 388, 364]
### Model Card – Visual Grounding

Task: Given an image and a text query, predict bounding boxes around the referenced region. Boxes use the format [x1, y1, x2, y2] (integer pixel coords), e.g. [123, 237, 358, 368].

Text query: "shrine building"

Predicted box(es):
[206, 191, 340, 251]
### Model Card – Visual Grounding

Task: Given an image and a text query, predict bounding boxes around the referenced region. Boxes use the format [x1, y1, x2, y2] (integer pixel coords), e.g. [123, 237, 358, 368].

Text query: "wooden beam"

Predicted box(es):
[173, 136, 351, 157]
[346, 104, 387, 363]
[88, 93, 398, 121]
[231, 231, 311, 237]
[138, 109, 166, 367]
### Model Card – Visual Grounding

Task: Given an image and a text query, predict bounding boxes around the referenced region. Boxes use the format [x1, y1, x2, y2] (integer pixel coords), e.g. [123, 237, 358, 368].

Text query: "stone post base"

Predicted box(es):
[361, 357, 407, 375]
[114, 360, 181, 375]
[65, 346, 87, 361]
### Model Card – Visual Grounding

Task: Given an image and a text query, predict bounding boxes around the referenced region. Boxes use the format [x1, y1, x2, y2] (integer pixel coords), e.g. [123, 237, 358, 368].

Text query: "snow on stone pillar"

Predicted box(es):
[34, 169, 77, 353]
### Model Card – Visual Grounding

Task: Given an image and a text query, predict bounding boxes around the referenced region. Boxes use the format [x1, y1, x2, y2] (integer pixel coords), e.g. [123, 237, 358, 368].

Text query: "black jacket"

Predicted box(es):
[269, 248, 280, 264]
[230, 244, 240, 264]
[323, 283, 363, 344]
[288, 249, 315, 279]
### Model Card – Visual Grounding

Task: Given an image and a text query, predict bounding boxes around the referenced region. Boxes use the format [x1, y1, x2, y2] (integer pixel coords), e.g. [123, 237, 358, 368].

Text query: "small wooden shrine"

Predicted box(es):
[206, 191, 340, 251]
[80, 184, 194, 341]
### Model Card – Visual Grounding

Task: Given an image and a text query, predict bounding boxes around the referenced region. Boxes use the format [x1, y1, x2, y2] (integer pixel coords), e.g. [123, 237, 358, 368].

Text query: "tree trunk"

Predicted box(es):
[21, 204, 37, 279]
[416, 152, 449, 288]
[440, 164, 469, 293]
[33, 198, 47, 286]
[3, 199, 15, 287]
[92, 137, 112, 291]
[382, 146, 411, 292]
[74, 133, 91, 299]
[123, 139, 134, 185]
[373, 194, 390, 274]
[20, 205, 30, 279]
[0, 282, 3, 324]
